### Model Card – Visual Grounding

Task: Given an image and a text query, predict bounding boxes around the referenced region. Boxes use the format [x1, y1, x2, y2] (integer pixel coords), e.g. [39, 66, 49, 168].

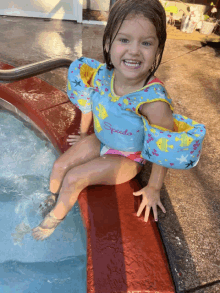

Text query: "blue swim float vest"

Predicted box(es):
[67, 57, 206, 169]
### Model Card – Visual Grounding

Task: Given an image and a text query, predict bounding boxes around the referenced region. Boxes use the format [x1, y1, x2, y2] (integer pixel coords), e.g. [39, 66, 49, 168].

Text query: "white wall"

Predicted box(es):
[83, 0, 110, 11]
[0, 0, 81, 21]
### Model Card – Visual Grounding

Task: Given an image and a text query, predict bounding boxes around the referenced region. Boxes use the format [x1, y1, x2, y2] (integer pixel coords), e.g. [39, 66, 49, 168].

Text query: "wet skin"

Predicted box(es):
[106, 15, 160, 96]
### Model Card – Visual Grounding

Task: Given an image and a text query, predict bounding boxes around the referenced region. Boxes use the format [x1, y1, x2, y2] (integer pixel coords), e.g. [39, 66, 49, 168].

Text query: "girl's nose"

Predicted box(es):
[128, 42, 140, 55]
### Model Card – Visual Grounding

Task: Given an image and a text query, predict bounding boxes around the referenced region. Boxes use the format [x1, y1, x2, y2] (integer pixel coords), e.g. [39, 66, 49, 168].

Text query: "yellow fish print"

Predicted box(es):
[192, 120, 199, 125]
[100, 91, 105, 96]
[96, 80, 101, 87]
[96, 104, 108, 120]
[194, 134, 200, 137]
[150, 128, 157, 134]
[156, 138, 174, 152]
[123, 99, 129, 105]
[78, 99, 87, 106]
[73, 90, 78, 96]
[109, 93, 120, 102]
[68, 81, 71, 91]
[94, 115, 102, 133]
[175, 133, 194, 147]
[80, 63, 96, 86]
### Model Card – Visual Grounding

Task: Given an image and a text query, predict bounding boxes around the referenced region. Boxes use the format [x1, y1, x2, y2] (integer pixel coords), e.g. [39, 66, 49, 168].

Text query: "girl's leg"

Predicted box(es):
[50, 133, 101, 194]
[32, 155, 143, 240]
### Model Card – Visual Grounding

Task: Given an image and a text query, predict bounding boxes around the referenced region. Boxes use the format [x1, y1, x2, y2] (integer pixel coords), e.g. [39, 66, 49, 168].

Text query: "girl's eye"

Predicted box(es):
[120, 38, 128, 43]
[143, 41, 151, 46]
[118, 38, 151, 46]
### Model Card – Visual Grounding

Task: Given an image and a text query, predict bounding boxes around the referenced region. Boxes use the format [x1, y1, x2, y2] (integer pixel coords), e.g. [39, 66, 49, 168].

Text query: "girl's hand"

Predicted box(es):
[133, 185, 166, 222]
[66, 133, 88, 145]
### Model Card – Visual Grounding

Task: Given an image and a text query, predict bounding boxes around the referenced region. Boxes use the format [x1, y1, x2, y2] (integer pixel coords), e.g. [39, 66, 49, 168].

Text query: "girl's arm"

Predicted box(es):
[67, 111, 93, 145]
[148, 163, 168, 191]
[80, 111, 93, 138]
[133, 101, 174, 222]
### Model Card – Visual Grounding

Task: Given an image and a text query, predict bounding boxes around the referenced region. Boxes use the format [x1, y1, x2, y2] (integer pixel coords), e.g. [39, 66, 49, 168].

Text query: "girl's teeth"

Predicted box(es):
[124, 61, 141, 67]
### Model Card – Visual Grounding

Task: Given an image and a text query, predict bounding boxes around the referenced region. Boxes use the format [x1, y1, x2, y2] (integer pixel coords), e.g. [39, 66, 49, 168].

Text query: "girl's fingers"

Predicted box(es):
[68, 134, 80, 138]
[67, 139, 79, 142]
[158, 201, 166, 213]
[67, 136, 80, 140]
[67, 137, 80, 140]
[144, 206, 150, 222]
[67, 136, 80, 144]
[136, 194, 166, 222]
[137, 201, 146, 217]
[133, 190, 143, 196]
[152, 205, 158, 222]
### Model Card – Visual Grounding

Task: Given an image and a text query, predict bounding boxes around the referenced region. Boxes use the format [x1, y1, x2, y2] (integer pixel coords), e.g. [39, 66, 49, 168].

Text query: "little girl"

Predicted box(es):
[32, 0, 206, 240]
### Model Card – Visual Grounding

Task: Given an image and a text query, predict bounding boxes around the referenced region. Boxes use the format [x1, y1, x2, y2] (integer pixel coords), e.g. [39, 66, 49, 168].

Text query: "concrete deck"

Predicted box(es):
[0, 15, 219, 293]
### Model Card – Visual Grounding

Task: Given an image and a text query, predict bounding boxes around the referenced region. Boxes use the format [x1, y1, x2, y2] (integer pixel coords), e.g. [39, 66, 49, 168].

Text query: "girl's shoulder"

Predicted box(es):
[134, 77, 173, 112]
[142, 76, 168, 96]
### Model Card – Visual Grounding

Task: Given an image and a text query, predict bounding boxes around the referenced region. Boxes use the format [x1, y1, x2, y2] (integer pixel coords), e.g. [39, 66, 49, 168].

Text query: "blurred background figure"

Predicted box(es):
[210, 4, 217, 17]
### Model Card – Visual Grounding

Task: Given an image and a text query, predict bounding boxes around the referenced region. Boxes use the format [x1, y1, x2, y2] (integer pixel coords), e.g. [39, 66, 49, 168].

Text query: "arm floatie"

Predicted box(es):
[141, 114, 206, 169]
[67, 57, 100, 114]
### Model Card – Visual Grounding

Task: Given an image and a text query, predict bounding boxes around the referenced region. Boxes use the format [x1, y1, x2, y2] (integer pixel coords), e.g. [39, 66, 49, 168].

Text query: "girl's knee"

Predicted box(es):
[62, 170, 86, 190]
[52, 157, 67, 173]
[50, 159, 68, 194]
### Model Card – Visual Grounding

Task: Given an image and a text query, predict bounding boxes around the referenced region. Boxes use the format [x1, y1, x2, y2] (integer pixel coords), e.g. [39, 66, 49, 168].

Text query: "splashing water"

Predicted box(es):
[0, 107, 86, 292]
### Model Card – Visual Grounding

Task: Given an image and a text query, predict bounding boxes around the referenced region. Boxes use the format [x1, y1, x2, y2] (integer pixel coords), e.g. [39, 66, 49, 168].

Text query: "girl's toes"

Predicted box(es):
[32, 211, 63, 241]
[32, 227, 50, 241]
[32, 229, 40, 240]
[32, 228, 43, 240]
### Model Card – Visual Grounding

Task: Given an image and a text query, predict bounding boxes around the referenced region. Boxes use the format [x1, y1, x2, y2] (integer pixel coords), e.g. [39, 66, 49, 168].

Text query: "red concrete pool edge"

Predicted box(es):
[0, 61, 175, 293]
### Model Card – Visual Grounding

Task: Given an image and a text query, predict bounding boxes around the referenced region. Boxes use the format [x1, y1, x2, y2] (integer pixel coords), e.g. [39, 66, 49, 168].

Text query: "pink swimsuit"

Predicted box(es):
[100, 141, 147, 165]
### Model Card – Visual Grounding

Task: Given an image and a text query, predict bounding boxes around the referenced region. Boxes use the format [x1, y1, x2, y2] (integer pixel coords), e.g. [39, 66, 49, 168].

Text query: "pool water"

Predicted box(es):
[0, 106, 87, 292]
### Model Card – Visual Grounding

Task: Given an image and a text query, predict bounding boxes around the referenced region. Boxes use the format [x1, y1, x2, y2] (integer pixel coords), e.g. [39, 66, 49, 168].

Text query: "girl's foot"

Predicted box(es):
[32, 210, 64, 241]
[40, 193, 58, 218]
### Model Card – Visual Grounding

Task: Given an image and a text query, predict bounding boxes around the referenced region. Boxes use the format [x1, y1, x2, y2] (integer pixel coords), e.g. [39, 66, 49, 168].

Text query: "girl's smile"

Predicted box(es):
[107, 15, 160, 93]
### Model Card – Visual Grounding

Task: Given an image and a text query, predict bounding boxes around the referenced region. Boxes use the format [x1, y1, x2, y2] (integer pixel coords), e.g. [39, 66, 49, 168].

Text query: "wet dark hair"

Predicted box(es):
[103, 0, 167, 86]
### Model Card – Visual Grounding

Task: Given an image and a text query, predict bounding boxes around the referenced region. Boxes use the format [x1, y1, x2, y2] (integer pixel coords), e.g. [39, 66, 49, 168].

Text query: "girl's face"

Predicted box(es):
[107, 15, 160, 87]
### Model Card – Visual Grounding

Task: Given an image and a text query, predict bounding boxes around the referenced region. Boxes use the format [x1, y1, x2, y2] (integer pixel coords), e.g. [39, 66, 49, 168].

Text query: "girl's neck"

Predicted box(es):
[113, 71, 155, 96]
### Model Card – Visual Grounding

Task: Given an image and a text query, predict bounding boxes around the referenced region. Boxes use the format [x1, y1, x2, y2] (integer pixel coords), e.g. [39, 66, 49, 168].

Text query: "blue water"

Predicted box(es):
[0, 107, 87, 292]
